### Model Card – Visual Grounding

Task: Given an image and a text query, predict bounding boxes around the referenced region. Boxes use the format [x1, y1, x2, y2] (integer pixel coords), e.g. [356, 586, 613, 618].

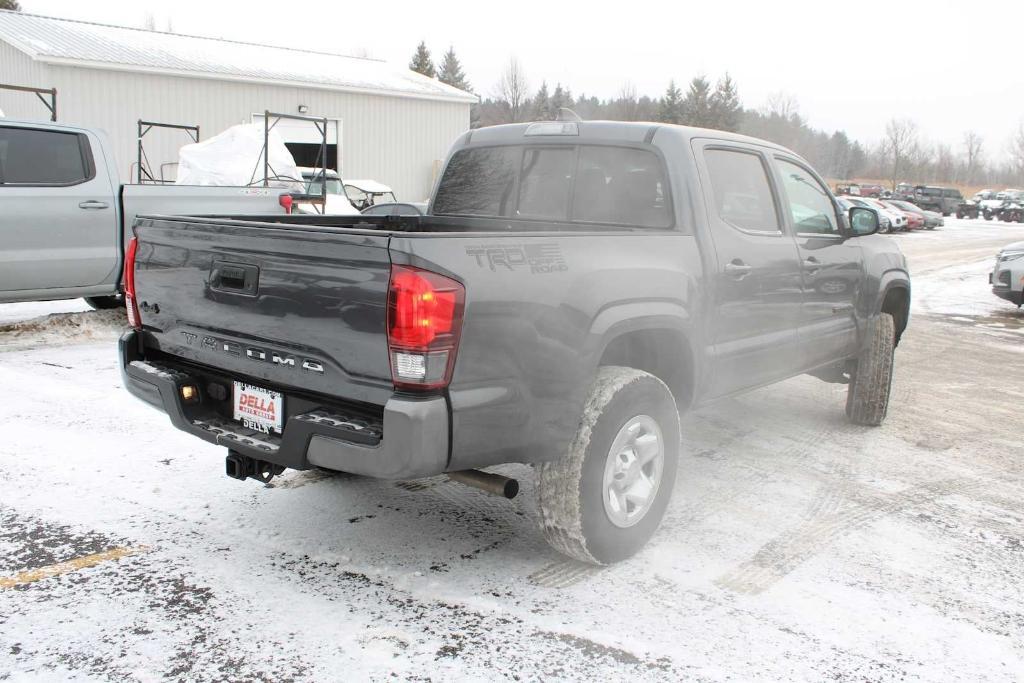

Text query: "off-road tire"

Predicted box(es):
[85, 294, 124, 310]
[846, 313, 895, 426]
[537, 366, 680, 565]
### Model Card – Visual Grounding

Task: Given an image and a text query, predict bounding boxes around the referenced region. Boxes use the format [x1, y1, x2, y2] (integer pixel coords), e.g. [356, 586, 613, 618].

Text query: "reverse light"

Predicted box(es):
[387, 265, 465, 390]
[124, 236, 142, 330]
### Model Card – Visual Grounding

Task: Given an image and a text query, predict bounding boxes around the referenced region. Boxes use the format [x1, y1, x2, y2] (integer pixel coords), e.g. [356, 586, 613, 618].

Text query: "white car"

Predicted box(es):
[990, 241, 1024, 307]
[844, 196, 906, 232]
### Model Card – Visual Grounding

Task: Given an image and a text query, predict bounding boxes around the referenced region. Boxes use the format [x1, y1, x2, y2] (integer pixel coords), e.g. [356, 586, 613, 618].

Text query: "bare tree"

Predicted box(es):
[763, 91, 799, 120]
[612, 82, 639, 121]
[1010, 122, 1024, 184]
[963, 131, 984, 184]
[143, 12, 156, 30]
[494, 57, 530, 124]
[882, 118, 919, 190]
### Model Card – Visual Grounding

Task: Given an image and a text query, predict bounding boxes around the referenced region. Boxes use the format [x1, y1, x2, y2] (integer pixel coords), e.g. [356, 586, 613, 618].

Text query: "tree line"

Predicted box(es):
[405, 43, 1024, 189]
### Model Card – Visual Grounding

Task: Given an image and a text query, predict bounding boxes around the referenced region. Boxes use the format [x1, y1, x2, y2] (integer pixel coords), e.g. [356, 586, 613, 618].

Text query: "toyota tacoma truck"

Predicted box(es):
[119, 121, 910, 565]
[0, 119, 291, 307]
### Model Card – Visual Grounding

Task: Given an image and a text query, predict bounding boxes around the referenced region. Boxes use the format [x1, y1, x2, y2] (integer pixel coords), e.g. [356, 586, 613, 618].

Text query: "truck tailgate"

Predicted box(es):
[132, 216, 394, 406]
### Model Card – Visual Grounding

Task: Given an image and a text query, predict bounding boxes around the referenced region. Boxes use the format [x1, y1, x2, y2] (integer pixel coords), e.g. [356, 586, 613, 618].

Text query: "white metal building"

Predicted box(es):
[0, 10, 475, 201]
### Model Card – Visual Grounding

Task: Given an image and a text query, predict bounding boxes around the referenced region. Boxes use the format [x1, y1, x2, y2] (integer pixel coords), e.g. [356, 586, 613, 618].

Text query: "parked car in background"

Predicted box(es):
[859, 183, 884, 198]
[839, 194, 897, 232]
[994, 193, 1024, 223]
[852, 196, 907, 232]
[886, 199, 942, 229]
[0, 119, 290, 307]
[956, 200, 980, 220]
[912, 185, 963, 216]
[990, 241, 1024, 306]
[835, 183, 861, 196]
[882, 200, 924, 230]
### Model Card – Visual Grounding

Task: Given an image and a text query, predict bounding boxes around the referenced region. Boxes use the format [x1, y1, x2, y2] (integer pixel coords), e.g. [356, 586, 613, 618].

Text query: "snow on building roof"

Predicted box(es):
[0, 10, 477, 104]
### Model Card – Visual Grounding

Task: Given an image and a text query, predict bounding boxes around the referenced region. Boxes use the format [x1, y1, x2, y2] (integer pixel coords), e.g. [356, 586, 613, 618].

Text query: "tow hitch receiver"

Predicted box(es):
[225, 451, 285, 483]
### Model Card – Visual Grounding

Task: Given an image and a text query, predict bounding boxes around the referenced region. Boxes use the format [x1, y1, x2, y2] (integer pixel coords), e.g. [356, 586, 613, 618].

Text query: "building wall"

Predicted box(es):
[1, 48, 470, 201]
[0, 40, 52, 119]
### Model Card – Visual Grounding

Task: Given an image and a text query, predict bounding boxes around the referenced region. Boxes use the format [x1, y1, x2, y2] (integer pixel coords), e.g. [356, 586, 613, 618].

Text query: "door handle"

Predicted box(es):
[724, 261, 753, 278]
[802, 257, 821, 272]
[79, 200, 110, 210]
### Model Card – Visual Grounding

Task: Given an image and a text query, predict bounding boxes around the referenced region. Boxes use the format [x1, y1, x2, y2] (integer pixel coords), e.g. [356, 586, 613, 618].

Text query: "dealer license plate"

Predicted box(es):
[233, 381, 283, 434]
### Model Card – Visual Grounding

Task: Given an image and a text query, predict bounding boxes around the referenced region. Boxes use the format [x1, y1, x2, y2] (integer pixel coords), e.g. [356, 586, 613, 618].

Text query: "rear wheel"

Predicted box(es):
[537, 367, 680, 565]
[846, 313, 895, 426]
[84, 294, 124, 310]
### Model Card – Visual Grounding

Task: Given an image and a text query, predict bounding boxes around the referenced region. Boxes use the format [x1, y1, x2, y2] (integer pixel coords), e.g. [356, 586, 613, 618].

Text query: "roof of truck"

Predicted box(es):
[461, 120, 794, 153]
[0, 10, 477, 104]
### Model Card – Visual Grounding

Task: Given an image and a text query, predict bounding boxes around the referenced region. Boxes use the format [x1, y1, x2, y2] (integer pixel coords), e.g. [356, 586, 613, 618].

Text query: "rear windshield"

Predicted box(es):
[432, 144, 672, 229]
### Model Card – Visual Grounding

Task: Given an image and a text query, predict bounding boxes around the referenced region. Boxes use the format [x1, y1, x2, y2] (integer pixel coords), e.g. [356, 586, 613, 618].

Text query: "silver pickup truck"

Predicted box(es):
[0, 119, 289, 307]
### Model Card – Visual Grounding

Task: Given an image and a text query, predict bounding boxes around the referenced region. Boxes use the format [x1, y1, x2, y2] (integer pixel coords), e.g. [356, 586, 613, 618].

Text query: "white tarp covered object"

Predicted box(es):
[176, 123, 300, 188]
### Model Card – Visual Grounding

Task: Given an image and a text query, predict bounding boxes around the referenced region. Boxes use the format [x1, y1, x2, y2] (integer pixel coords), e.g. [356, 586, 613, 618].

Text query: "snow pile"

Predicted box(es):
[176, 124, 301, 189]
[0, 309, 127, 350]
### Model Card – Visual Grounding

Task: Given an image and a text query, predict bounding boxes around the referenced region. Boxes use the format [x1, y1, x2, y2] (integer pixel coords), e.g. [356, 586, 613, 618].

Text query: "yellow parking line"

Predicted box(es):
[0, 546, 148, 589]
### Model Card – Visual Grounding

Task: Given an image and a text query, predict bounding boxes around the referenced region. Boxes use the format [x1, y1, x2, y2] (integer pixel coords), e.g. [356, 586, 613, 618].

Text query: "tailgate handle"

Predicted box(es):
[211, 261, 259, 295]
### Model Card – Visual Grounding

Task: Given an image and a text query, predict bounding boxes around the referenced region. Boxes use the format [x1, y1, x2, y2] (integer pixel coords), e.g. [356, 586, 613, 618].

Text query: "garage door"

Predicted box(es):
[251, 114, 341, 172]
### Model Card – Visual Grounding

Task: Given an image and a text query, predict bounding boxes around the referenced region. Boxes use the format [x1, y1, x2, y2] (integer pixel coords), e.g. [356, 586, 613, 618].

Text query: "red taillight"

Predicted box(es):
[279, 193, 294, 214]
[387, 265, 464, 390]
[124, 236, 142, 330]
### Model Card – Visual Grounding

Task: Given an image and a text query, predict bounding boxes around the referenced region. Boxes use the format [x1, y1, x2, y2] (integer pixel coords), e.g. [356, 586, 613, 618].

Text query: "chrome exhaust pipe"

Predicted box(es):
[448, 470, 519, 499]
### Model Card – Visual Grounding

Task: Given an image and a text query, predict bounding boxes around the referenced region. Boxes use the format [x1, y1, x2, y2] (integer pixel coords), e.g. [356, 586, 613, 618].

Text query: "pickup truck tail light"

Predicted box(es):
[124, 236, 142, 330]
[387, 265, 465, 390]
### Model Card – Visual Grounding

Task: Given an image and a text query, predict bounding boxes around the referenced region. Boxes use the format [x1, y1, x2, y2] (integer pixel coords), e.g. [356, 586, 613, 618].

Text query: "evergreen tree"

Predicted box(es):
[532, 81, 553, 121]
[409, 41, 435, 78]
[551, 83, 574, 118]
[0, 0, 22, 10]
[710, 73, 741, 132]
[657, 80, 684, 124]
[438, 46, 471, 91]
[682, 75, 714, 127]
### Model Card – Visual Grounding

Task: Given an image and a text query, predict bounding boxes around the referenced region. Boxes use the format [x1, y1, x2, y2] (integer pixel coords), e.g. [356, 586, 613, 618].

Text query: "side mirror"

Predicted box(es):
[848, 207, 879, 236]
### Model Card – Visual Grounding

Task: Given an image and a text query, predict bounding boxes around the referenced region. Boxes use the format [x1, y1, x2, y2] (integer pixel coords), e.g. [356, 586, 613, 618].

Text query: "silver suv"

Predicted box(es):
[991, 241, 1024, 307]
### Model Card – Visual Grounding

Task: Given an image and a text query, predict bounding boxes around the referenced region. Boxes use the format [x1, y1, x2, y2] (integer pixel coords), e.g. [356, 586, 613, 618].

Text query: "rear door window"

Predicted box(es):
[516, 147, 574, 221]
[573, 146, 670, 227]
[702, 148, 780, 232]
[432, 146, 520, 217]
[433, 144, 671, 228]
[0, 127, 90, 185]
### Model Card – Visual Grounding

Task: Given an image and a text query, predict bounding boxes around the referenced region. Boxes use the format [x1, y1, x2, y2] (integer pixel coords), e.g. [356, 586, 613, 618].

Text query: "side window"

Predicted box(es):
[703, 148, 780, 232]
[572, 146, 671, 228]
[775, 159, 839, 235]
[432, 146, 520, 217]
[516, 147, 574, 221]
[0, 127, 90, 185]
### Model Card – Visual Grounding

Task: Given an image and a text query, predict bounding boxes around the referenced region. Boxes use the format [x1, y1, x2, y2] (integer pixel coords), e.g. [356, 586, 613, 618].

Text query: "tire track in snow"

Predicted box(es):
[715, 477, 981, 595]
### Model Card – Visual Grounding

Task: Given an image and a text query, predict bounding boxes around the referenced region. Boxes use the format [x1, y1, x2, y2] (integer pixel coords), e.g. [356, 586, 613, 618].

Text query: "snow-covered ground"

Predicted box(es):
[1, 219, 1022, 681]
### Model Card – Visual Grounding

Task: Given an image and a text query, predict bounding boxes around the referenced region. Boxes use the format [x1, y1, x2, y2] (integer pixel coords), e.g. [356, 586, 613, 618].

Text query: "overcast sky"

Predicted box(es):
[21, 0, 1024, 156]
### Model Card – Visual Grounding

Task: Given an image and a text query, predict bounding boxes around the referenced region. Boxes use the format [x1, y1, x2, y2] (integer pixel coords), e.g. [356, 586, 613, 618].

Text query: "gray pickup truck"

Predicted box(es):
[0, 119, 289, 307]
[120, 121, 910, 564]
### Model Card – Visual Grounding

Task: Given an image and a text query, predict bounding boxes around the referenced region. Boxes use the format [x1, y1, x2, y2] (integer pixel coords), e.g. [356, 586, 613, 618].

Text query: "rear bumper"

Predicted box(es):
[991, 287, 1023, 305]
[119, 330, 449, 479]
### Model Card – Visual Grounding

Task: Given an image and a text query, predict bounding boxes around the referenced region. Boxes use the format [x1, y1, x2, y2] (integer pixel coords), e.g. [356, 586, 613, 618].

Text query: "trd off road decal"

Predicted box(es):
[466, 243, 567, 274]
